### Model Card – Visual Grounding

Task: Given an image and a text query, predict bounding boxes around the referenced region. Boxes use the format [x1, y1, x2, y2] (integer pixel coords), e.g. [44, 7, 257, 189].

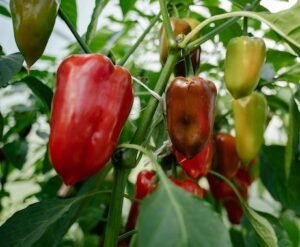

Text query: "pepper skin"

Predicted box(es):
[160, 17, 191, 65]
[232, 92, 267, 163]
[213, 133, 241, 178]
[224, 36, 266, 99]
[125, 170, 156, 232]
[174, 138, 213, 179]
[10, 0, 58, 69]
[49, 54, 133, 185]
[166, 77, 217, 158]
[170, 178, 205, 198]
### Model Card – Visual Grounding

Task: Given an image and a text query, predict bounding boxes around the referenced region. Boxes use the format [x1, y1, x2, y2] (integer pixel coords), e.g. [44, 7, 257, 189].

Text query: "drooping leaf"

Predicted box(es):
[0, 5, 10, 17]
[85, 0, 110, 45]
[0, 53, 24, 87]
[60, 0, 77, 30]
[0, 164, 111, 247]
[20, 76, 53, 112]
[137, 180, 232, 247]
[251, 2, 300, 55]
[120, 0, 136, 17]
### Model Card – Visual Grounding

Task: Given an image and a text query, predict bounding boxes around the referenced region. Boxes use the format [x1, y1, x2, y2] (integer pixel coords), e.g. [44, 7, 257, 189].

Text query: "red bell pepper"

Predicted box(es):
[174, 138, 213, 179]
[213, 133, 241, 178]
[170, 178, 205, 198]
[49, 54, 133, 185]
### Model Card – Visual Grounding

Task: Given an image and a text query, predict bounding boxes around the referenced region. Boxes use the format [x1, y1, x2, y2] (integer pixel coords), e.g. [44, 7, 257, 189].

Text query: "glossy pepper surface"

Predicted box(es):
[232, 92, 267, 163]
[224, 36, 266, 99]
[125, 170, 156, 232]
[166, 76, 217, 159]
[213, 133, 241, 178]
[10, 0, 58, 69]
[49, 54, 133, 185]
[170, 178, 205, 198]
[174, 138, 213, 179]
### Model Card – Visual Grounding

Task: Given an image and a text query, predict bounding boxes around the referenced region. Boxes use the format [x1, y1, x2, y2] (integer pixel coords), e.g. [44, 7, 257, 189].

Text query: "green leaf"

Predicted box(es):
[0, 197, 83, 247]
[243, 212, 292, 247]
[253, 2, 300, 55]
[85, 0, 110, 45]
[285, 89, 300, 179]
[3, 140, 28, 169]
[0, 53, 24, 87]
[0, 163, 111, 247]
[20, 76, 53, 112]
[243, 207, 279, 247]
[0, 5, 11, 17]
[280, 211, 300, 247]
[120, 0, 136, 17]
[137, 180, 232, 247]
[60, 0, 77, 30]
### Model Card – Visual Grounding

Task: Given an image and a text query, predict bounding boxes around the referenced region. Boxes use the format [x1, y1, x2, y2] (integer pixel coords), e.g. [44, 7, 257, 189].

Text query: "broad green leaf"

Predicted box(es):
[250, 2, 300, 55]
[243, 212, 292, 247]
[0, 5, 10, 17]
[85, 0, 109, 45]
[243, 208, 278, 247]
[285, 89, 300, 178]
[3, 140, 28, 169]
[60, 0, 77, 30]
[261, 145, 300, 214]
[0, 53, 24, 87]
[0, 164, 111, 247]
[280, 211, 300, 247]
[20, 76, 53, 112]
[137, 180, 232, 247]
[120, 0, 136, 17]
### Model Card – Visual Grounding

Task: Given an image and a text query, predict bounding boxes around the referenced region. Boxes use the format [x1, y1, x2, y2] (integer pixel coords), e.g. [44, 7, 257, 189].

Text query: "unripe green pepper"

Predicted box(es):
[10, 0, 59, 70]
[224, 36, 266, 99]
[232, 92, 267, 163]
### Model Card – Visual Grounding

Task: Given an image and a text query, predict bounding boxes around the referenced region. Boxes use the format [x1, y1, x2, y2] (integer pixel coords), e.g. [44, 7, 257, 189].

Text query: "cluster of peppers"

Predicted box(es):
[10, 1, 268, 234]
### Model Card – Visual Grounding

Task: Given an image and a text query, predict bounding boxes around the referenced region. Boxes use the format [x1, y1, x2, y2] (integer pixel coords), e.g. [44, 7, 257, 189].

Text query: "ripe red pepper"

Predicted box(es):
[170, 178, 205, 198]
[125, 170, 156, 232]
[174, 138, 213, 179]
[166, 77, 217, 159]
[49, 54, 133, 185]
[213, 133, 241, 178]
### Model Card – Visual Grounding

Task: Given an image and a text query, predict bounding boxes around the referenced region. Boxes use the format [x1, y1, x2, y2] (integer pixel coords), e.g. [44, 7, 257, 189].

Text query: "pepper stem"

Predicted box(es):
[104, 167, 130, 247]
[243, 17, 248, 36]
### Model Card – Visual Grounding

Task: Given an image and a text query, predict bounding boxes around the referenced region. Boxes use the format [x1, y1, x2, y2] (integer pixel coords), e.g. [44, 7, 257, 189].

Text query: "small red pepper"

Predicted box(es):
[170, 178, 205, 198]
[213, 133, 241, 178]
[49, 54, 133, 185]
[125, 170, 156, 232]
[174, 138, 213, 179]
[166, 76, 217, 159]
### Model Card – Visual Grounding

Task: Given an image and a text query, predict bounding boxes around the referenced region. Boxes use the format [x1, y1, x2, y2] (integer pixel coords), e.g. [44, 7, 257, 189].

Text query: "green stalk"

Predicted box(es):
[118, 13, 161, 66]
[159, 0, 176, 48]
[58, 8, 91, 54]
[243, 17, 248, 35]
[181, 0, 261, 52]
[104, 167, 130, 247]
[131, 52, 177, 144]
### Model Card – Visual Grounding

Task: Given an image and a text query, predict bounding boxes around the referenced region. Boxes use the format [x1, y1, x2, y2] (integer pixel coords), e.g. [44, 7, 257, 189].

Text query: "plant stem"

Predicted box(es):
[58, 8, 91, 54]
[118, 13, 161, 66]
[131, 52, 177, 145]
[104, 167, 130, 247]
[118, 229, 137, 241]
[159, 0, 176, 48]
[243, 17, 248, 35]
[181, 0, 261, 52]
